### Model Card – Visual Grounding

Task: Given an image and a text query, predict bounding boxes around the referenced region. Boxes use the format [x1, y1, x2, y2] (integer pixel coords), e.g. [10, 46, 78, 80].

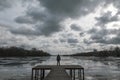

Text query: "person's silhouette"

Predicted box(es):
[56, 54, 61, 66]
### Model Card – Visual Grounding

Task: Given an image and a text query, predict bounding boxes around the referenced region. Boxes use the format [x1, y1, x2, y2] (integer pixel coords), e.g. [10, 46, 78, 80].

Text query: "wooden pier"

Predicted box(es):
[31, 65, 84, 80]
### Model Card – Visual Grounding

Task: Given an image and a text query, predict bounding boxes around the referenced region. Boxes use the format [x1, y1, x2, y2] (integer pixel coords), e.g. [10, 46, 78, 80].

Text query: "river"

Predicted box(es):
[0, 56, 120, 80]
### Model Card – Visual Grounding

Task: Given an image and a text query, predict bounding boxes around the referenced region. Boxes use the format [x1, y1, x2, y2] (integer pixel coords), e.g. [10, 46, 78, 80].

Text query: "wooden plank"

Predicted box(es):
[43, 66, 71, 80]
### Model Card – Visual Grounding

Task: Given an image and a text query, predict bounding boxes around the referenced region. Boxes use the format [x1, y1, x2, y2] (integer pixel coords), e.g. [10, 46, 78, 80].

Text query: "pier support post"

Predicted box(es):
[40, 69, 45, 80]
[34, 69, 39, 80]
[40, 69, 43, 80]
[78, 69, 81, 80]
[31, 68, 45, 80]
[43, 69, 45, 79]
[37, 69, 40, 80]
[82, 68, 84, 80]
[35, 69, 37, 80]
[70, 69, 72, 78]
[73, 69, 75, 80]
[31, 69, 33, 80]
[80, 69, 82, 80]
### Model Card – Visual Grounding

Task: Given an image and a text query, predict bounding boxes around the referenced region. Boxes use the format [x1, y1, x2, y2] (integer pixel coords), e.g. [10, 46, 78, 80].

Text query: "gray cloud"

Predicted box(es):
[70, 24, 81, 31]
[15, 16, 35, 24]
[83, 39, 93, 45]
[105, 0, 120, 10]
[93, 36, 120, 44]
[26, 7, 50, 22]
[79, 32, 85, 37]
[88, 28, 104, 43]
[35, 19, 62, 36]
[0, 27, 28, 47]
[104, 30, 120, 44]
[90, 28, 108, 40]
[67, 38, 78, 43]
[88, 27, 119, 35]
[109, 35, 120, 44]
[14, 6, 62, 36]
[0, 0, 12, 10]
[87, 27, 120, 44]
[39, 0, 104, 18]
[59, 39, 66, 43]
[95, 11, 119, 26]
[10, 26, 40, 36]
[53, 39, 59, 43]
[88, 28, 98, 34]
[39, 0, 81, 18]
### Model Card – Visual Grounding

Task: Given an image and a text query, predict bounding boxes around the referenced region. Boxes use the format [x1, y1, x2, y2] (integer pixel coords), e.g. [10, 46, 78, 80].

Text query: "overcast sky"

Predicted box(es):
[0, 0, 120, 54]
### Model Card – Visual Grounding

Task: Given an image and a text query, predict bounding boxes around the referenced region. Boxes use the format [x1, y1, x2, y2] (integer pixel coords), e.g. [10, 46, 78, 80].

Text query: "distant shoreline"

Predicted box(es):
[71, 49, 120, 57]
[0, 46, 50, 57]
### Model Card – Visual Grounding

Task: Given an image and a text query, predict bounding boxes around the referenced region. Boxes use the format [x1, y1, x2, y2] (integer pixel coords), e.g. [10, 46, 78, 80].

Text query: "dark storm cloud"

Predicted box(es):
[15, 16, 35, 24]
[59, 38, 66, 43]
[93, 36, 120, 44]
[105, 30, 120, 44]
[88, 28, 98, 34]
[0, 0, 12, 10]
[95, 11, 119, 26]
[67, 38, 78, 43]
[79, 32, 85, 37]
[39, 0, 104, 18]
[14, 0, 104, 36]
[87, 28, 120, 44]
[70, 24, 81, 31]
[89, 28, 108, 40]
[88, 27, 119, 36]
[0, 41, 7, 45]
[26, 7, 49, 22]
[10, 26, 40, 36]
[35, 19, 62, 36]
[14, 7, 62, 36]
[83, 39, 93, 45]
[39, 0, 81, 18]
[105, 37, 120, 44]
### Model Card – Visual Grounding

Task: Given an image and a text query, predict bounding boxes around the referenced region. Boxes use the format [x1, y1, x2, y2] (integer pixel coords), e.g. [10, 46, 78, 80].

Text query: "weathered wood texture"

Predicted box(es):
[44, 66, 71, 80]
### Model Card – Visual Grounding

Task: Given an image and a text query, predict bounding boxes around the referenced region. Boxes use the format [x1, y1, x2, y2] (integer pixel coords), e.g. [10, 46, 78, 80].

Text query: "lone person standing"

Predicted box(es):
[56, 54, 61, 66]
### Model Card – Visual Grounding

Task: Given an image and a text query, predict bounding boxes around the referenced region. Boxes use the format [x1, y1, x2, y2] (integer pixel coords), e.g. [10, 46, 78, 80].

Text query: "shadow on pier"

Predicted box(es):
[31, 65, 84, 80]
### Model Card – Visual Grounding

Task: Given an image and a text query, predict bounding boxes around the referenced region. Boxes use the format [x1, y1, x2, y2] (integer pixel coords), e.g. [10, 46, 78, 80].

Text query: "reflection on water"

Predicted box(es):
[0, 57, 50, 80]
[0, 56, 120, 80]
[71, 56, 120, 80]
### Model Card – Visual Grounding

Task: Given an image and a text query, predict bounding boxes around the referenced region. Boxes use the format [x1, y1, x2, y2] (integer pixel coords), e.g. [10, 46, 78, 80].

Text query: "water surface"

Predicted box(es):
[0, 56, 120, 80]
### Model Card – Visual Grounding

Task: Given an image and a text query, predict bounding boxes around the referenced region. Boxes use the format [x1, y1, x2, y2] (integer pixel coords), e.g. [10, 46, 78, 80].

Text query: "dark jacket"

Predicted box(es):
[57, 55, 61, 61]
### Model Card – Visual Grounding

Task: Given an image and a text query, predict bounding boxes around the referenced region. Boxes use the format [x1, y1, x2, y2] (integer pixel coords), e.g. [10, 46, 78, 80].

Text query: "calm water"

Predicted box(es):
[0, 56, 120, 80]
